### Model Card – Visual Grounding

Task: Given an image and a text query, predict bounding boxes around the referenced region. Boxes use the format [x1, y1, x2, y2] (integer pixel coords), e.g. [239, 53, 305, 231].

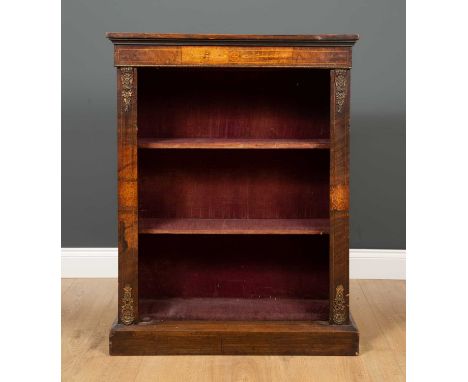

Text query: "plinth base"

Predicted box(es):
[109, 315, 359, 356]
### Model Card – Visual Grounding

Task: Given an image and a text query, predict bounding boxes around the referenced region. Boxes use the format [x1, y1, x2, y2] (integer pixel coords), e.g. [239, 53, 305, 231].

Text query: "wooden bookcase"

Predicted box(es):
[107, 33, 359, 355]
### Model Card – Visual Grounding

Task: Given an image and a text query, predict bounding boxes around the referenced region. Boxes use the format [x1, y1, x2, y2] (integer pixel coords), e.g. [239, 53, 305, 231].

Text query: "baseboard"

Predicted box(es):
[62, 247, 405, 279]
[348, 249, 405, 279]
[61, 248, 117, 278]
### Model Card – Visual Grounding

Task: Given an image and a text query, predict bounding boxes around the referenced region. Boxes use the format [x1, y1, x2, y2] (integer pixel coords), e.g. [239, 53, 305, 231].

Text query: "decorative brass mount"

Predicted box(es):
[121, 67, 134, 112]
[333, 284, 347, 324]
[121, 284, 134, 325]
[335, 69, 347, 113]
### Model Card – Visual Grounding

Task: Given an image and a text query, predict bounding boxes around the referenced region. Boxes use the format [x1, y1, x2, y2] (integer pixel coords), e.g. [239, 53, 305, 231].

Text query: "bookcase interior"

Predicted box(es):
[137, 67, 331, 322]
[138, 149, 329, 219]
[139, 235, 329, 321]
[137, 67, 330, 140]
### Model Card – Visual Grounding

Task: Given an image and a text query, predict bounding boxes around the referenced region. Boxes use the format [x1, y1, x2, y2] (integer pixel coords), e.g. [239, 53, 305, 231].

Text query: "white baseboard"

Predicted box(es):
[61, 248, 118, 278]
[348, 249, 405, 279]
[61, 248, 405, 280]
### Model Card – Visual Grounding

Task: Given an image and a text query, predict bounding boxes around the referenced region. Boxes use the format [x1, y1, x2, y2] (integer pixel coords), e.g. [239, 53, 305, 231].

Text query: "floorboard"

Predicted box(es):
[62, 279, 405, 382]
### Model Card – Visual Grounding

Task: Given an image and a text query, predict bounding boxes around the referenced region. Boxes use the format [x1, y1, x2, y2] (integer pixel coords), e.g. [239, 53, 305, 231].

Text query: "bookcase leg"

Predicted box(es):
[329, 69, 350, 325]
[117, 67, 139, 325]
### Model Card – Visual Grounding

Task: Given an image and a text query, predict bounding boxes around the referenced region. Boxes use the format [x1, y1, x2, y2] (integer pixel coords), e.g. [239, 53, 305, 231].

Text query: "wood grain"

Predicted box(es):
[138, 138, 331, 149]
[139, 218, 330, 235]
[62, 279, 405, 381]
[115, 45, 352, 68]
[329, 69, 351, 325]
[110, 319, 358, 356]
[106, 33, 359, 46]
[117, 67, 139, 324]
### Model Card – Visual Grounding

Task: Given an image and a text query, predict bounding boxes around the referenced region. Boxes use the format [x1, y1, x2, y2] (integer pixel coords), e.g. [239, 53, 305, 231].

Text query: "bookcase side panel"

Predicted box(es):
[117, 66, 139, 325]
[329, 69, 350, 325]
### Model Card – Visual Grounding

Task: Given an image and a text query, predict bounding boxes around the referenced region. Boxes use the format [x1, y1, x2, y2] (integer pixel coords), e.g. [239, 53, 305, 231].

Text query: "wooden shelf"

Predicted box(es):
[139, 298, 329, 321]
[139, 218, 329, 235]
[138, 138, 330, 150]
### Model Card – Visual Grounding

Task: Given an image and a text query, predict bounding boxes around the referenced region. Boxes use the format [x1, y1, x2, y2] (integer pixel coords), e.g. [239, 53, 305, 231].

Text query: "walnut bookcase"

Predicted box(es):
[107, 33, 359, 356]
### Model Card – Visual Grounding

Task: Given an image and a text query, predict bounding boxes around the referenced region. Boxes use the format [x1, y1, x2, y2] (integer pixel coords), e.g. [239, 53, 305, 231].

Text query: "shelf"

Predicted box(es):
[138, 138, 330, 150]
[139, 298, 329, 321]
[139, 218, 329, 235]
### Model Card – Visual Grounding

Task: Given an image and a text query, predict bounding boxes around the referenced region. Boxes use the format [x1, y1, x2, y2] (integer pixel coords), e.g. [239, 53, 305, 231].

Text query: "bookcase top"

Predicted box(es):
[106, 33, 359, 46]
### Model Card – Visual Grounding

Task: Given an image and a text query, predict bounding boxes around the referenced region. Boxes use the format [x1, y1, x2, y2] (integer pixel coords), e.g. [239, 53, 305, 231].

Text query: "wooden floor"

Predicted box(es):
[62, 279, 405, 381]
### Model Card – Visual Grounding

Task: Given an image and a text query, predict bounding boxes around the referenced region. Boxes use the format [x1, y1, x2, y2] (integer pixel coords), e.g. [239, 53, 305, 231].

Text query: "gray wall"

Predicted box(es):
[62, 0, 405, 249]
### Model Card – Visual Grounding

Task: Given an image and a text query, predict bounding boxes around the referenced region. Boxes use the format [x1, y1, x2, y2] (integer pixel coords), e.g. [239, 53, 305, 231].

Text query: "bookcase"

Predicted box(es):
[107, 33, 359, 355]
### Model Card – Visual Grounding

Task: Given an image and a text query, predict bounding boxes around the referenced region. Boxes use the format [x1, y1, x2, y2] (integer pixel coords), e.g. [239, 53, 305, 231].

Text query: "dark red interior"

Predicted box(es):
[139, 235, 329, 321]
[137, 68, 330, 139]
[136, 67, 331, 322]
[138, 149, 329, 219]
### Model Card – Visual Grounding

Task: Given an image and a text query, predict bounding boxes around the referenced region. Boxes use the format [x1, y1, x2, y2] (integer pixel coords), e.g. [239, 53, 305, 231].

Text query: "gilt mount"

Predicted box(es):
[335, 69, 347, 113]
[332, 284, 347, 325]
[120, 67, 134, 112]
[121, 284, 134, 325]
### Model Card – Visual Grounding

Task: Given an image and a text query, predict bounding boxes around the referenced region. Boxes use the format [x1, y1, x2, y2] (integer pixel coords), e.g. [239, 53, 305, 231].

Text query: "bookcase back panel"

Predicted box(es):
[138, 149, 329, 219]
[138, 68, 330, 139]
[139, 234, 329, 321]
